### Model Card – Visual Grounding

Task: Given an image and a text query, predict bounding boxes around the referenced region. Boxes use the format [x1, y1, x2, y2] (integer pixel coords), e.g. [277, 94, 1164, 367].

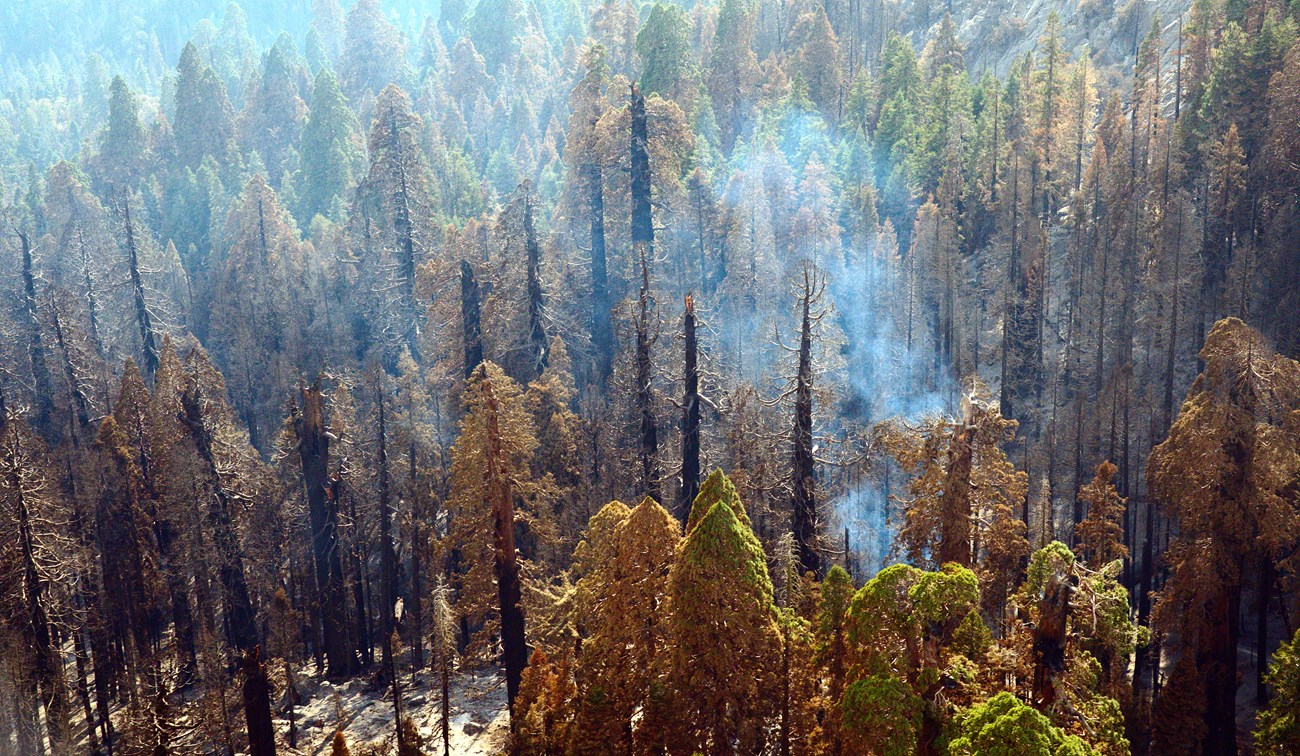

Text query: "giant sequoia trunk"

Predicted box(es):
[478, 371, 529, 714]
[679, 294, 701, 523]
[242, 646, 276, 756]
[1032, 569, 1069, 707]
[630, 84, 653, 265]
[938, 418, 974, 567]
[294, 383, 353, 679]
[792, 274, 821, 578]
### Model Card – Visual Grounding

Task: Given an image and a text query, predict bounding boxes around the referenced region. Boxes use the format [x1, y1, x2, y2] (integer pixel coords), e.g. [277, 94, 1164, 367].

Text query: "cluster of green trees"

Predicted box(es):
[2, 0, 1300, 752]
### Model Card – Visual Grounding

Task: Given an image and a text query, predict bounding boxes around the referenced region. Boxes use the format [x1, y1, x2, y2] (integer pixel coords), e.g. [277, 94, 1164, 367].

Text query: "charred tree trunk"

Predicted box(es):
[588, 164, 614, 389]
[635, 253, 661, 503]
[1202, 569, 1241, 755]
[242, 646, 276, 756]
[476, 368, 529, 716]
[294, 383, 353, 679]
[376, 387, 398, 674]
[522, 185, 548, 381]
[408, 442, 424, 672]
[678, 294, 701, 523]
[344, 482, 373, 670]
[18, 231, 55, 432]
[792, 271, 821, 578]
[120, 199, 159, 380]
[460, 260, 484, 380]
[630, 84, 653, 267]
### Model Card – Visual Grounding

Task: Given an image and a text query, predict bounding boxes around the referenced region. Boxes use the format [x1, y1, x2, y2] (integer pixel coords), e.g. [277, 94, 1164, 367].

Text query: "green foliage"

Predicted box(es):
[948, 692, 1098, 756]
[637, 4, 697, 108]
[1024, 541, 1076, 596]
[295, 67, 361, 226]
[840, 675, 922, 756]
[1257, 628, 1300, 754]
[952, 611, 992, 659]
[910, 563, 980, 625]
[685, 467, 748, 533]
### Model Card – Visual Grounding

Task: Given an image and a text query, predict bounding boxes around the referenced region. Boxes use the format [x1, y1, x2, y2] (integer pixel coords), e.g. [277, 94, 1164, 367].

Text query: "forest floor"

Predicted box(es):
[281, 664, 510, 754]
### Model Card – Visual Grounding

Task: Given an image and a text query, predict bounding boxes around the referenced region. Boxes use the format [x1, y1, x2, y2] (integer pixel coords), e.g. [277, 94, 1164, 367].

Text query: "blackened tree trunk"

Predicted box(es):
[678, 294, 701, 523]
[376, 386, 398, 673]
[49, 297, 92, 432]
[343, 480, 373, 669]
[241, 646, 276, 756]
[635, 253, 661, 503]
[478, 371, 528, 715]
[588, 164, 614, 389]
[18, 231, 55, 431]
[1202, 570, 1242, 755]
[294, 383, 353, 679]
[407, 441, 424, 671]
[121, 199, 159, 380]
[460, 260, 483, 380]
[522, 184, 548, 382]
[630, 84, 653, 266]
[792, 271, 821, 578]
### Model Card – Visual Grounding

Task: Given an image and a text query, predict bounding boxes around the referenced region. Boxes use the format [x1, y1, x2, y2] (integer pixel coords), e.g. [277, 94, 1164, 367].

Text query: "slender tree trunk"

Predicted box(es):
[678, 294, 701, 523]
[792, 270, 821, 578]
[460, 260, 483, 380]
[408, 443, 425, 672]
[120, 200, 159, 380]
[635, 253, 661, 503]
[588, 164, 613, 389]
[18, 231, 55, 431]
[377, 386, 398, 674]
[522, 185, 548, 381]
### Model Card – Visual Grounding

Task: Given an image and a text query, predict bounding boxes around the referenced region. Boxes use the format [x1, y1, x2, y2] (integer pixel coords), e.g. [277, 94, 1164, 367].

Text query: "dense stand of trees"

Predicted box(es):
[0, 0, 1299, 753]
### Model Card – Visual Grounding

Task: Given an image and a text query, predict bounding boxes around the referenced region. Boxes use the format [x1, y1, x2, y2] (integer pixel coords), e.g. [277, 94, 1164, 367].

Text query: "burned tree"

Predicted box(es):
[678, 293, 701, 522]
[635, 252, 662, 504]
[522, 183, 548, 382]
[589, 163, 614, 389]
[461, 260, 483, 380]
[790, 267, 824, 578]
[293, 381, 353, 679]
[119, 196, 160, 380]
